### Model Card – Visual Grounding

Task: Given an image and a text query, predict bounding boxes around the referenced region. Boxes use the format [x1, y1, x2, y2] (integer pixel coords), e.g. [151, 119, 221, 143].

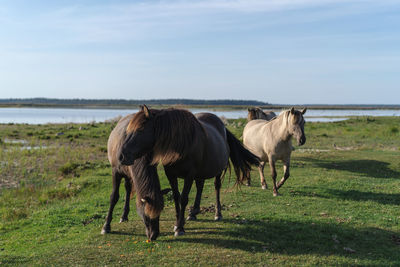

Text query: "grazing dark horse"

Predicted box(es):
[102, 114, 169, 240]
[247, 107, 276, 122]
[119, 105, 259, 237]
[243, 107, 307, 196]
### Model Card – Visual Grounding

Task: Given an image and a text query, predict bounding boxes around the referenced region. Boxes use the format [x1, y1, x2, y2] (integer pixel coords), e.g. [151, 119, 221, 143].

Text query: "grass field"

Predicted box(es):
[0, 116, 399, 266]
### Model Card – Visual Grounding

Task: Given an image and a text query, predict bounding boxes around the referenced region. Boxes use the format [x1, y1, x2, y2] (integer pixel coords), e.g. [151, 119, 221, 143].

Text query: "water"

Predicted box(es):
[0, 107, 399, 124]
[0, 108, 137, 124]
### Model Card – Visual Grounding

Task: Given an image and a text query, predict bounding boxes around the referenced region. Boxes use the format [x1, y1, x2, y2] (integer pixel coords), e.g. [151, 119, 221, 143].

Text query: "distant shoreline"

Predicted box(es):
[0, 98, 399, 110]
[1, 104, 399, 110]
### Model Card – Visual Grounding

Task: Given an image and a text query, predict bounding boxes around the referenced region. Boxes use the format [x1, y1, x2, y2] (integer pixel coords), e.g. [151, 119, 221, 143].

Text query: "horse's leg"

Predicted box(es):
[175, 177, 194, 236]
[167, 175, 181, 233]
[187, 179, 204, 221]
[245, 177, 251, 186]
[269, 160, 279, 196]
[277, 159, 290, 189]
[101, 169, 122, 234]
[120, 177, 132, 223]
[259, 161, 267, 190]
[246, 174, 251, 186]
[214, 173, 223, 221]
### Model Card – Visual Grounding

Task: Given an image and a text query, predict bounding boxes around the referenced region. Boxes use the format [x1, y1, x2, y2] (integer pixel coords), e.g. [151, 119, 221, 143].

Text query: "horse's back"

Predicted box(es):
[195, 112, 225, 134]
[244, 119, 268, 133]
[264, 111, 276, 121]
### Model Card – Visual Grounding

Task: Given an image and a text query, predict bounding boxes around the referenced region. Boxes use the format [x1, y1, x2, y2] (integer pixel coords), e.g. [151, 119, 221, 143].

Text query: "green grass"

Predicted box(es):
[1, 117, 400, 266]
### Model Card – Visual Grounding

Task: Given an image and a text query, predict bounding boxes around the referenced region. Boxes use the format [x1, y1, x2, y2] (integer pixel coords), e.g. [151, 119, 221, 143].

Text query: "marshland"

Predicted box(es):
[1, 112, 399, 266]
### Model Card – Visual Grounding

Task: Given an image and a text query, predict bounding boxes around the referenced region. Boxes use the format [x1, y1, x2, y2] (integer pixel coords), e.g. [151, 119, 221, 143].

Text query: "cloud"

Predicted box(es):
[2, 0, 398, 47]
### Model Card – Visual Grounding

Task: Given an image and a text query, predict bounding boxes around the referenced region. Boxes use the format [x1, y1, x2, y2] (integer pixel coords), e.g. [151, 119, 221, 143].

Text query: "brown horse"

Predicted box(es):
[247, 107, 276, 121]
[119, 105, 259, 237]
[243, 107, 306, 196]
[102, 113, 169, 240]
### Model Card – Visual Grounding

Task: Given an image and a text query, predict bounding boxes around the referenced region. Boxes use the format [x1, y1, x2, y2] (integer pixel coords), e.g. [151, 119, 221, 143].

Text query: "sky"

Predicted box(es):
[0, 0, 399, 104]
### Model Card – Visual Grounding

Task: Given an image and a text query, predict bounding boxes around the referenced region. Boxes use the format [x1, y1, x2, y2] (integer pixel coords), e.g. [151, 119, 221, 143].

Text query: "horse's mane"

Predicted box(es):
[129, 153, 163, 219]
[276, 109, 304, 125]
[152, 108, 204, 165]
[127, 108, 204, 165]
[278, 109, 289, 120]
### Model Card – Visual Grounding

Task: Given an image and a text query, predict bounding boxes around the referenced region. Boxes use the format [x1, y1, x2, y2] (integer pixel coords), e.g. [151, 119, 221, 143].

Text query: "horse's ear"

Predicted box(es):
[290, 107, 295, 114]
[161, 188, 171, 195]
[301, 108, 307, 115]
[141, 104, 151, 118]
[248, 107, 251, 112]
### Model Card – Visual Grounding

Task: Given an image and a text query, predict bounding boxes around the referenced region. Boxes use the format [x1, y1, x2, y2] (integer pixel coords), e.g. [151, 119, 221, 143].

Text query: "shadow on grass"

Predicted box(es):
[166, 218, 399, 264]
[324, 189, 400, 205]
[307, 158, 400, 179]
[292, 188, 400, 206]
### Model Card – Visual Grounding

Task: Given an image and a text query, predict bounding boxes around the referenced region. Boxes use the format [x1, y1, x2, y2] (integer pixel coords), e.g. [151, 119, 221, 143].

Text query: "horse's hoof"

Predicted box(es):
[174, 231, 185, 237]
[245, 183, 251, 186]
[119, 217, 128, 223]
[187, 215, 197, 221]
[101, 228, 110, 234]
[262, 185, 267, 190]
[214, 215, 222, 221]
[273, 192, 280, 197]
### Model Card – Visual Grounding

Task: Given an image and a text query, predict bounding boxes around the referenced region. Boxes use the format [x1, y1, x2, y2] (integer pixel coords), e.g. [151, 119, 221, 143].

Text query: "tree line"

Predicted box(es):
[0, 98, 269, 106]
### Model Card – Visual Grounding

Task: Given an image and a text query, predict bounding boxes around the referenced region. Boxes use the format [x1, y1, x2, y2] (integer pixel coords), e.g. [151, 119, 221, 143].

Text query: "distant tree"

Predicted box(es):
[0, 98, 269, 106]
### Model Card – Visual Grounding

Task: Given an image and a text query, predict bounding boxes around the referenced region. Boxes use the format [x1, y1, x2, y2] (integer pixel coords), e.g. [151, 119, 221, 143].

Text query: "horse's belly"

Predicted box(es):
[198, 161, 228, 178]
[194, 144, 229, 178]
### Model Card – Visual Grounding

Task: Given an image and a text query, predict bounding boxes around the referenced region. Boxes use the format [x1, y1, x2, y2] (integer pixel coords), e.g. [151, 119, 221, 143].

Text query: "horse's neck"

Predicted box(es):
[271, 114, 291, 143]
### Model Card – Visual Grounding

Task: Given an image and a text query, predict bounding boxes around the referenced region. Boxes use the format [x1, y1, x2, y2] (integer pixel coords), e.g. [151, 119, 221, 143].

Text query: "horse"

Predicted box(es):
[102, 113, 170, 240]
[243, 107, 307, 196]
[119, 105, 259, 237]
[247, 107, 276, 121]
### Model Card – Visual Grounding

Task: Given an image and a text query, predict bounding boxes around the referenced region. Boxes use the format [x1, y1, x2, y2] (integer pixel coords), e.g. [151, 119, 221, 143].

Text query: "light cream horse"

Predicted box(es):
[243, 107, 307, 196]
[247, 107, 276, 121]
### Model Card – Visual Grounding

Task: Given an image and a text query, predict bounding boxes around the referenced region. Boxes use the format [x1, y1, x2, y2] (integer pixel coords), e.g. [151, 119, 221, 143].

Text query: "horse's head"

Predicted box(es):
[119, 105, 157, 165]
[136, 188, 171, 241]
[287, 107, 307, 146]
[247, 107, 257, 121]
[247, 107, 264, 121]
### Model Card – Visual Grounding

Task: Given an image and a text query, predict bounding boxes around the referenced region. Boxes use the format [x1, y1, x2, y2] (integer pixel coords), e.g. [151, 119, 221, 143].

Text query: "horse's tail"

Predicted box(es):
[225, 129, 260, 184]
